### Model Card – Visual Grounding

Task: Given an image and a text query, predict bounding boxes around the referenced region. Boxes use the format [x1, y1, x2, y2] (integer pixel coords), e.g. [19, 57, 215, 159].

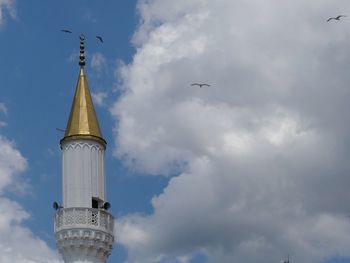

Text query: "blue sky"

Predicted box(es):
[1, 1, 350, 263]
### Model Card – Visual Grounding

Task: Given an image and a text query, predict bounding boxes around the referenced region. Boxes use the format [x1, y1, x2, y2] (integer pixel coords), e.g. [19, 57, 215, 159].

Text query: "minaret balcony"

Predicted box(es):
[54, 207, 114, 262]
[54, 207, 114, 235]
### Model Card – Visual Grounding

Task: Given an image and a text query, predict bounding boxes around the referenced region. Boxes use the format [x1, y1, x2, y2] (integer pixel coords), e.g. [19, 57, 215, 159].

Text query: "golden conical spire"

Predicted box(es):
[60, 34, 106, 147]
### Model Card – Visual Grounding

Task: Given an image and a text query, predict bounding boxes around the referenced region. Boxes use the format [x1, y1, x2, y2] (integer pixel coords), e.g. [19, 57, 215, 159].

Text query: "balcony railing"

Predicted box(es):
[54, 207, 114, 234]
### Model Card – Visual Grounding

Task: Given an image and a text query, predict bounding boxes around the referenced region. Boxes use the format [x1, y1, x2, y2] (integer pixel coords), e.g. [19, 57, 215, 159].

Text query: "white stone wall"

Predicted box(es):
[62, 140, 105, 208]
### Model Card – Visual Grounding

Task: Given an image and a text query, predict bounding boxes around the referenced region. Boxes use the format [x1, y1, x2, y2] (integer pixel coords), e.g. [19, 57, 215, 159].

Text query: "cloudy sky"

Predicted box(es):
[1, 0, 350, 263]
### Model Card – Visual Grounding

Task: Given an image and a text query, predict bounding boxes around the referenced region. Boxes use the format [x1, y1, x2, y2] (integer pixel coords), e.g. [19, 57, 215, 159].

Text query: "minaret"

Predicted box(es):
[54, 34, 114, 263]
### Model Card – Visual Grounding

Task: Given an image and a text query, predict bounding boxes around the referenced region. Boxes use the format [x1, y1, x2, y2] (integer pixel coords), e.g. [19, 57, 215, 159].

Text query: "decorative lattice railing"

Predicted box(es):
[54, 207, 114, 234]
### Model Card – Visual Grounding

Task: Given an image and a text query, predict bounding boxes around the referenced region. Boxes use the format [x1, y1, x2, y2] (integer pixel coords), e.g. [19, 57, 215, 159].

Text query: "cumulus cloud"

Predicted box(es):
[92, 91, 108, 107]
[0, 0, 16, 26]
[0, 103, 8, 128]
[0, 102, 7, 115]
[83, 9, 97, 23]
[0, 198, 62, 263]
[90, 52, 107, 74]
[111, 0, 350, 262]
[0, 134, 61, 262]
[0, 136, 27, 192]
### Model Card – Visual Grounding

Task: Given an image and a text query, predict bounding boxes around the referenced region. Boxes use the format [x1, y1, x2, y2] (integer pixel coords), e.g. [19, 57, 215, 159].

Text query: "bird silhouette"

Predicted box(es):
[96, 36, 104, 43]
[191, 83, 211, 88]
[327, 15, 346, 22]
[61, 29, 73, 33]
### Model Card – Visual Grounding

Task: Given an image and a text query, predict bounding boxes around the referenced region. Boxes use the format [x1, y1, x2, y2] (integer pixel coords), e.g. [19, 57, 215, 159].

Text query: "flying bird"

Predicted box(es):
[96, 36, 104, 43]
[56, 128, 66, 132]
[191, 83, 211, 88]
[327, 15, 346, 22]
[61, 29, 73, 33]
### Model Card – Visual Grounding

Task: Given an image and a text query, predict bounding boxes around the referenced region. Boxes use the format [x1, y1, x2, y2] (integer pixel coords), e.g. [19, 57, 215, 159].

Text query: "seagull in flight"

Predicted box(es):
[96, 36, 104, 43]
[191, 83, 211, 88]
[61, 29, 73, 33]
[327, 15, 346, 22]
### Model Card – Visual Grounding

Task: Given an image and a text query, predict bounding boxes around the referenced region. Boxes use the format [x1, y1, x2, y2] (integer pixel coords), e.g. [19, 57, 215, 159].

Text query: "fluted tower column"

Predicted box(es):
[54, 34, 114, 263]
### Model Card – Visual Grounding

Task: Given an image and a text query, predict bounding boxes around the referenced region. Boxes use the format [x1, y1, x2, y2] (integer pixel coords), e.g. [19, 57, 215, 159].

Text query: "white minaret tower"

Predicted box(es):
[54, 34, 114, 263]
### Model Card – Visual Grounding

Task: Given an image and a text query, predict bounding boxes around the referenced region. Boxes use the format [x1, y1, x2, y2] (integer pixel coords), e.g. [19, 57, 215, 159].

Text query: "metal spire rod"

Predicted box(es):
[79, 33, 85, 67]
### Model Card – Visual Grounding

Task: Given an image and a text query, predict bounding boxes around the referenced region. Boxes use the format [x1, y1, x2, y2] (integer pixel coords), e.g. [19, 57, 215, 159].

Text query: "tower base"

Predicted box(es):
[54, 208, 114, 263]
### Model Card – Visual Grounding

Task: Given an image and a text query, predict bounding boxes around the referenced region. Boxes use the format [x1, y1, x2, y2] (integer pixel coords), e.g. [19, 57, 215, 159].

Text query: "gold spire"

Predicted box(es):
[60, 34, 106, 147]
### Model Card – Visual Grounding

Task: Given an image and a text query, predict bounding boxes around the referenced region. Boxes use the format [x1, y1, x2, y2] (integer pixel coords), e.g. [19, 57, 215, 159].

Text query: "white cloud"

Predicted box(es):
[0, 103, 8, 128]
[90, 52, 107, 74]
[83, 9, 97, 23]
[0, 0, 16, 26]
[0, 198, 62, 263]
[0, 135, 61, 262]
[0, 102, 7, 115]
[67, 49, 78, 63]
[0, 136, 27, 192]
[92, 91, 108, 107]
[0, 121, 6, 128]
[111, 0, 350, 262]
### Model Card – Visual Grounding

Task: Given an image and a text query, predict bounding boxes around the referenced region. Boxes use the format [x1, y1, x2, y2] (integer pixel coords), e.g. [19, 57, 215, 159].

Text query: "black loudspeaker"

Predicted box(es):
[103, 202, 111, 210]
[53, 201, 62, 210]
